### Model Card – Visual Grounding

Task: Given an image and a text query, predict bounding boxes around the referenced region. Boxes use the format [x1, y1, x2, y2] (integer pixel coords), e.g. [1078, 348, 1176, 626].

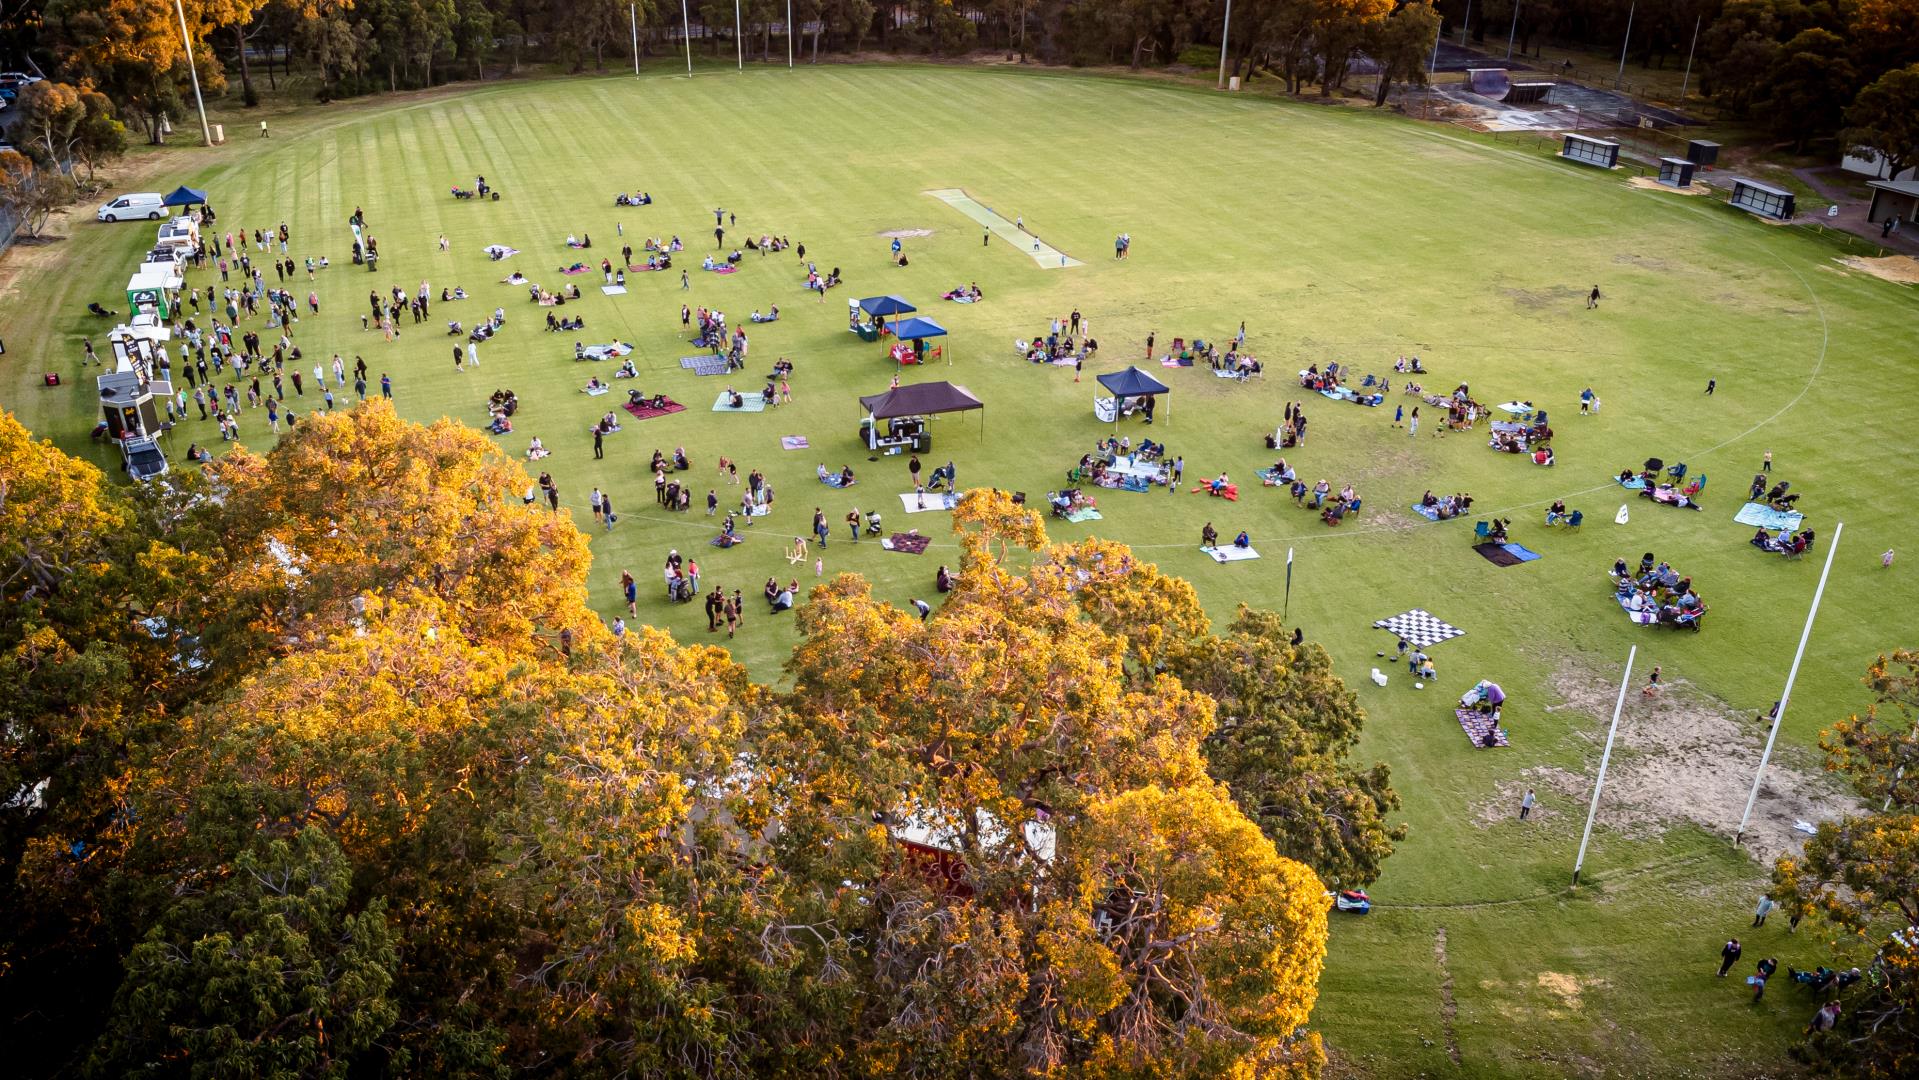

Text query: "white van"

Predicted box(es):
[97, 192, 166, 222]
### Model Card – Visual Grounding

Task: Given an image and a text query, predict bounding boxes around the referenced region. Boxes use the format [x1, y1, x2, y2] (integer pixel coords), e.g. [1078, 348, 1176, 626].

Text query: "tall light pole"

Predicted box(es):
[682, 0, 694, 76]
[1216, 0, 1234, 90]
[1459, 0, 1473, 47]
[1505, 1, 1521, 61]
[1678, 14, 1702, 102]
[632, 3, 641, 74]
[787, 0, 794, 67]
[173, 0, 213, 146]
[1573, 646, 1637, 886]
[1736, 524, 1844, 847]
[735, 0, 744, 70]
[1615, 1, 1636, 90]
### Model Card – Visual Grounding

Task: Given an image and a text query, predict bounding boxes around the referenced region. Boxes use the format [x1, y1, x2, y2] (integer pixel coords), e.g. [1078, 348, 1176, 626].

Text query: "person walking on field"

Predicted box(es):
[1407, 407, 1419, 437]
[1145, 330, 1155, 360]
[1519, 789, 1536, 820]
[1588, 285, 1601, 309]
[1717, 937, 1742, 977]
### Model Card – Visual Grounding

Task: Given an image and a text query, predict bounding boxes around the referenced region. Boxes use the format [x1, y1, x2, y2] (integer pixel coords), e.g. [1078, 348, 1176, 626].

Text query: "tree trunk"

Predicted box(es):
[1374, 66, 1391, 106]
[812, 25, 820, 62]
[267, 44, 279, 90]
[235, 26, 259, 105]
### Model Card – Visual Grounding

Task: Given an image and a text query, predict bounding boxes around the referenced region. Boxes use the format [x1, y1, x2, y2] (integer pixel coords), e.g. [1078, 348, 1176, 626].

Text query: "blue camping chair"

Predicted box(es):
[1566, 509, 1583, 530]
[1667, 462, 1688, 481]
[1473, 520, 1491, 542]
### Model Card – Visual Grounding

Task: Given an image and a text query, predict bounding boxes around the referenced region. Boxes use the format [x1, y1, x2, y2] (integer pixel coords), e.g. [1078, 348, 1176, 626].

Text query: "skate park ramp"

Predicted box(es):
[926, 188, 1084, 268]
[1466, 68, 1512, 101]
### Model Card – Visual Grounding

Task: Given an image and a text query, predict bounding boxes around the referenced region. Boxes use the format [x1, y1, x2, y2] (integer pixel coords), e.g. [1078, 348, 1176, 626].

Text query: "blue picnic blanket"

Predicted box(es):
[1615, 592, 1658, 625]
[1618, 476, 1647, 491]
[1734, 502, 1804, 531]
[1411, 503, 1440, 521]
[1501, 543, 1542, 563]
[1257, 468, 1293, 486]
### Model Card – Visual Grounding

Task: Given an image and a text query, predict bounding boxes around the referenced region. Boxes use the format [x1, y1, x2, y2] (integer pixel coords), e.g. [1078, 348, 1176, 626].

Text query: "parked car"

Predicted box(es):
[97, 192, 167, 222]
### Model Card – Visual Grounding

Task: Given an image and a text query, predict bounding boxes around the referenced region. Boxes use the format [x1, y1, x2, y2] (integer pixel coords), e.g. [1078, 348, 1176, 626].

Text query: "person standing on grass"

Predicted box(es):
[681, 270, 690, 291]
[467, 340, 479, 369]
[1145, 330, 1155, 359]
[1753, 896, 1775, 927]
[547, 482, 560, 513]
[1407, 407, 1419, 438]
[1644, 664, 1662, 697]
[1393, 403, 1404, 428]
[1519, 789, 1536, 820]
[601, 492, 614, 531]
[1588, 285, 1601, 309]
[453, 344, 464, 372]
[593, 428, 604, 460]
[590, 488, 603, 525]
[1717, 937, 1742, 977]
[1075, 354, 1083, 383]
[1705, 378, 1716, 395]
[912, 598, 931, 623]
[381, 373, 392, 399]
[623, 570, 638, 616]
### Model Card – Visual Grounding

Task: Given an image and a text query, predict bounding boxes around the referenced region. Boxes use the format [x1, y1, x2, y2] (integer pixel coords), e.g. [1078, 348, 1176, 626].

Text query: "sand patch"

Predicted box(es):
[1626, 176, 1711, 196]
[1535, 662, 1860, 866]
[1836, 255, 1919, 286]
[1537, 971, 1607, 1010]
[1470, 779, 1560, 828]
[878, 228, 934, 239]
[1611, 251, 1677, 272]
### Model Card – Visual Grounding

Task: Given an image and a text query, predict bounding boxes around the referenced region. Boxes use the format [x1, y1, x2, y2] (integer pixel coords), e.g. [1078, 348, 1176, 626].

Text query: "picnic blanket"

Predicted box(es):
[483, 244, 519, 259]
[1617, 475, 1647, 490]
[709, 534, 745, 548]
[1108, 457, 1163, 481]
[622, 397, 685, 421]
[1474, 543, 1523, 566]
[820, 474, 854, 488]
[780, 435, 810, 450]
[629, 263, 668, 272]
[579, 342, 633, 361]
[600, 285, 627, 295]
[1496, 402, 1535, 417]
[1257, 468, 1293, 486]
[1374, 609, 1465, 648]
[1735, 502, 1804, 531]
[1489, 420, 1528, 434]
[1204, 545, 1260, 563]
[1098, 474, 1152, 493]
[713, 393, 767, 413]
[560, 265, 591, 275]
[680, 355, 731, 376]
[883, 532, 932, 555]
[900, 492, 958, 513]
[1615, 592, 1659, 625]
[582, 385, 610, 396]
[1063, 507, 1103, 523]
[1410, 503, 1441, 521]
[704, 264, 739, 274]
[1455, 709, 1510, 748]
[1501, 543, 1543, 563]
[1160, 355, 1194, 368]
[1218, 369, 1249, 380]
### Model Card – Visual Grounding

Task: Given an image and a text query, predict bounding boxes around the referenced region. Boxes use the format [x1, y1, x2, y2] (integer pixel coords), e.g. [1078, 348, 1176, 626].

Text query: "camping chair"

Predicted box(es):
[1566, 510, 1583, 530]
[1667, 462, 1688, 482]
[1684, 473, 1706, 496]
[1473, 520, 1491, 543]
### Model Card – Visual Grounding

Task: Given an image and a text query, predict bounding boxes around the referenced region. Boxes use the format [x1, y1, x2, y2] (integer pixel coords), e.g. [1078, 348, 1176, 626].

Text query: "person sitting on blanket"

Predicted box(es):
[768, 358, 793, 381]
[1233, 530, 1252, 549]
[488, 414, 512, 435]
[1050, 491, 1073, 517]
[1323, 500, 1349, 525]
[503, 271, 528, 285]
[672, 446, 690, 470]
[725, 389, 745, 409]
[761, 383, 776, 406]
[583, 377, 607, 393]
[838, 465, 857, 488]
[447, 320, 464, 336]
[703, 256, 719, 271]
[526, 437, 550, 460]
[613, 359, 638, 379]
[596, 413, 621, 434]
[1487, 518, 1510, 544]
[727, 249, 744, 264]
[1532, 447, 1555, 466]
[751, 306, 780, 323]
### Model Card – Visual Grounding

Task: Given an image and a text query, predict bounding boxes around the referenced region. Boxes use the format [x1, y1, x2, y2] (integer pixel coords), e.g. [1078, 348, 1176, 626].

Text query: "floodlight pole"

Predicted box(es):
[173, 0, 213, 147]
[1678, 14, 1701, 103]
[1615, 1, 1635, 91]
[735, 0, 744, 70]
[1458, 0, 1473, 47]
[787, 0, 794, 67]
[1505, 1, 1521, 61]
[1736, 522, 1843, 847]
[1216, 0, 1233, 91]
[1573, 645, 1636, 887]
[632, 4, 641, 74]
[682, 0, 694, 76]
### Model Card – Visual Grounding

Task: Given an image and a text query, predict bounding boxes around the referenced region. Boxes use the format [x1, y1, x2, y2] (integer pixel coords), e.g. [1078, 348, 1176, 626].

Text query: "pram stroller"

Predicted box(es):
[1332, 889, 1372, 915]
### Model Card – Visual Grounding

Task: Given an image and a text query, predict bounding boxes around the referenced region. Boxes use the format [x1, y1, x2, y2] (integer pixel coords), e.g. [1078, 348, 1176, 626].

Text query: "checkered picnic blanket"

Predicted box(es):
[1455, 709, 1510, 748]
[680, 355, 731, 376]
[1373, 608, 1465, 649]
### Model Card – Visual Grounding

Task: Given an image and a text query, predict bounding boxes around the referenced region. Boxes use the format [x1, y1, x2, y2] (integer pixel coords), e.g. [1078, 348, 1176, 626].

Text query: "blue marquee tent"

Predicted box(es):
[889, 316, 948, 341]
[857, 295, 917, 318]
[162, 186, 208, 207]
[1094, 366, 1171, 426]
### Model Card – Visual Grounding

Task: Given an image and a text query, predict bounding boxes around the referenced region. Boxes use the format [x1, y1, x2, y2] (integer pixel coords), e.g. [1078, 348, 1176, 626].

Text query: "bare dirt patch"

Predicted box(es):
[1836, 255, 1919, 286]
[1625, 176, 1712, 197]
[877, 228, 934, 239]
[1535, 662, 1860, 866]
[1433, 927, 1462, 1065]
[1471, 779, 1561, 828]
[1536, 971, 1608, 1011]
[1499, 285, 1584, 310]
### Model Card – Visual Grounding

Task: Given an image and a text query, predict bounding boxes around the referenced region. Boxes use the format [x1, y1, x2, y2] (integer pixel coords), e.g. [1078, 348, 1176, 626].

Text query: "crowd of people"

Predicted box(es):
[1611, 551, 1707, 628]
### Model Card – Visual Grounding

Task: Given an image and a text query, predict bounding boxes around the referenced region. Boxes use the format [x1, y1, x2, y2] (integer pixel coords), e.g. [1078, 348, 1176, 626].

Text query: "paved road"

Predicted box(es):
[1792, 165, 1919, 256]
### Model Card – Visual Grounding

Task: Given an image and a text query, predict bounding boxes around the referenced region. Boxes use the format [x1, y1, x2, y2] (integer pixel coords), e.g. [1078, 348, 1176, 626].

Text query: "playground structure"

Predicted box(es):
[1465, 68, 1554, 105]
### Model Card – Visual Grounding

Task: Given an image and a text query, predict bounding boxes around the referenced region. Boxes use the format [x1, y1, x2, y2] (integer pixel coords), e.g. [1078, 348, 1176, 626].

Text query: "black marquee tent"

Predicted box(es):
[859, 380, 982, 419]
[1094, 366, 1170, 426]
